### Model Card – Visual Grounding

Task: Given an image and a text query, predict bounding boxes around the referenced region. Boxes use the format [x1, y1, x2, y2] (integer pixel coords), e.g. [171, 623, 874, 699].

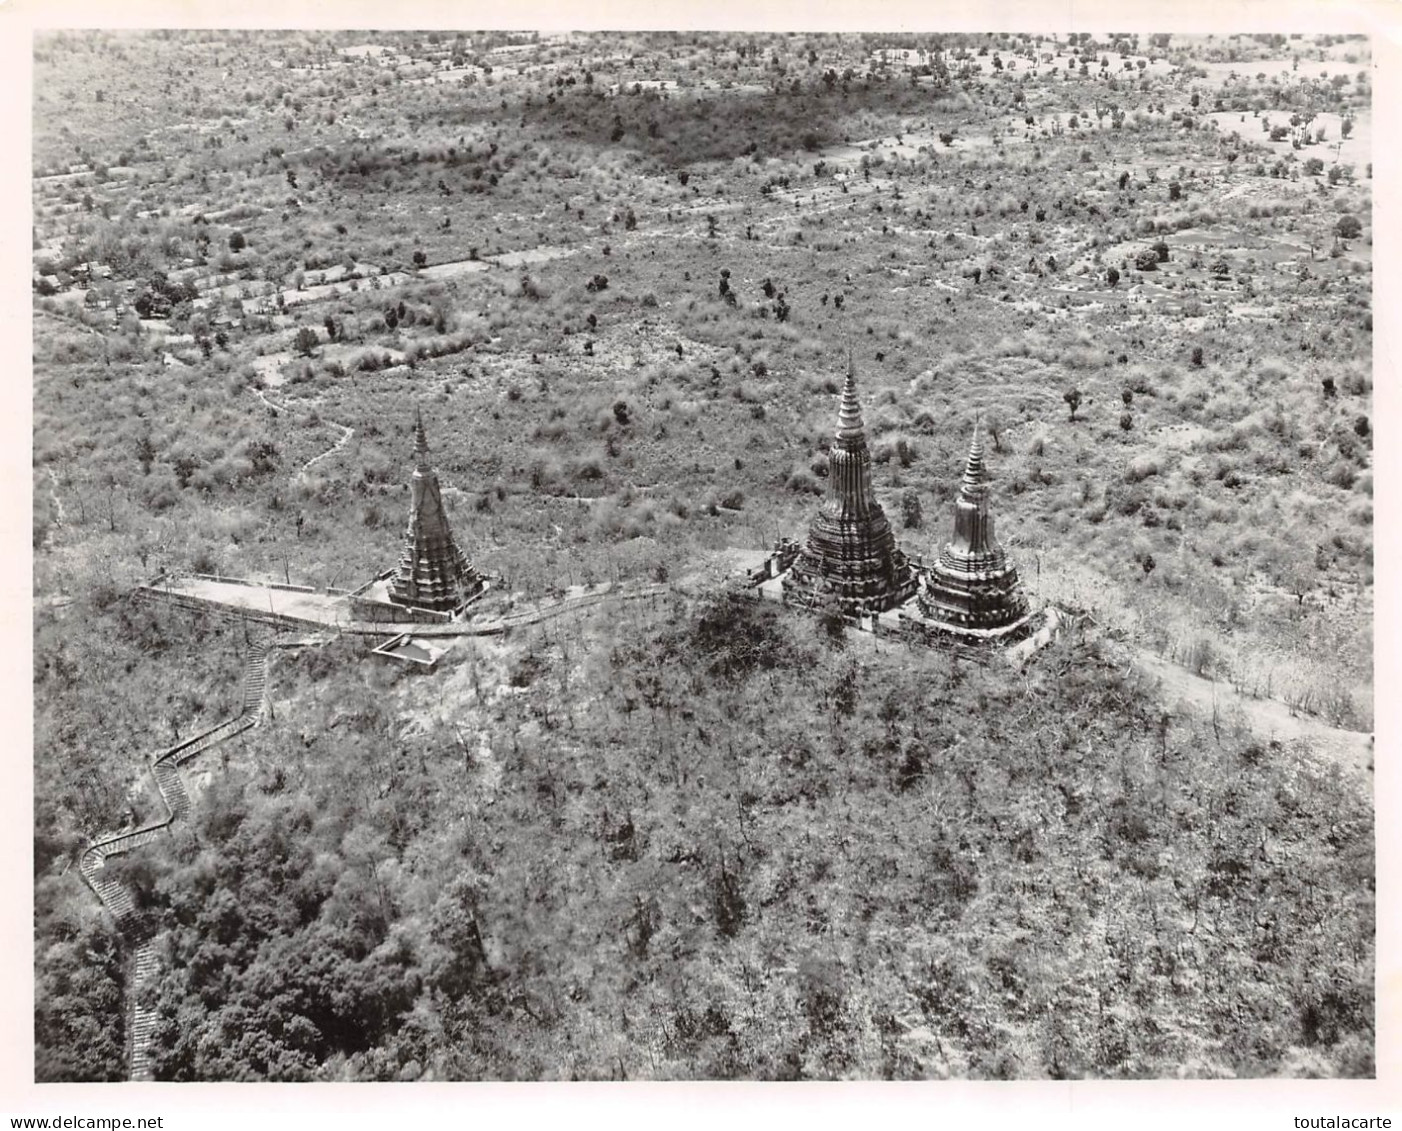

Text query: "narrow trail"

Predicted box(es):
[79, 635, 278, 1081]
[480, 583, 669, 634]
[1126, 645, 1373, 776]
[249, 385, 355, 472]
[43, 468, 66, 550]
[47, 469, 66, 528]
[395, 582, 671, 638]
[250, 385, 282, 414]
[301, 422, 354, 471]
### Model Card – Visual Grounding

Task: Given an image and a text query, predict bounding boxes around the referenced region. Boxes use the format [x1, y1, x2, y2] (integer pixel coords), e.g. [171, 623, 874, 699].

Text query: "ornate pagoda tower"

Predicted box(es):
[918, 418, 1030, 634]
[783, 361, 919, 615]
[389, 409, 484, 615]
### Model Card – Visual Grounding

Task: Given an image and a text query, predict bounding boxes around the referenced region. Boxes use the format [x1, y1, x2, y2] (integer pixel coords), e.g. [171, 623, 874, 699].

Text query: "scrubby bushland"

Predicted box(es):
[107, 595, 1374, 1080]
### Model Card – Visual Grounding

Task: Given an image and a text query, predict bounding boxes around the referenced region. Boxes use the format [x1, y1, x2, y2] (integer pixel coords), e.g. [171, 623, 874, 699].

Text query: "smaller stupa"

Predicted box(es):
[389, 409, 484, 615]
[917, 416, 1031, 637]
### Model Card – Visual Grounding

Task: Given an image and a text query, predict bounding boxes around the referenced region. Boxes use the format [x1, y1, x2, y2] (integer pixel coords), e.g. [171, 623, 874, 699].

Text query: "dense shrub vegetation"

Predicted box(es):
[86, 597, 1372, 1080]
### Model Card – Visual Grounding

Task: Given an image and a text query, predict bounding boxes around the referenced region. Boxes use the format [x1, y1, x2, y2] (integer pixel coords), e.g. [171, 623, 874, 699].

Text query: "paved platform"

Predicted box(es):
[152, 576, 352, 626]
[138, 574, 670, 639]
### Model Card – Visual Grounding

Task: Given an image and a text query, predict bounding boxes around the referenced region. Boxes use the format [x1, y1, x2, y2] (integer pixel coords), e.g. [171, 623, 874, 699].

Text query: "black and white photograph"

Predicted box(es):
[18, 6, 1397, 1123]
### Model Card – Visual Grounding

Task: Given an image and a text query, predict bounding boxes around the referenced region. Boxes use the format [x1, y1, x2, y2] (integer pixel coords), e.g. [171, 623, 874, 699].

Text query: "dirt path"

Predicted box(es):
[403, 582, 671, 637]
[249, 386, 355, 472]
[1128, 646, 1372, 775]
[44, 468, 66, 548]
[301, 422, 354, 471]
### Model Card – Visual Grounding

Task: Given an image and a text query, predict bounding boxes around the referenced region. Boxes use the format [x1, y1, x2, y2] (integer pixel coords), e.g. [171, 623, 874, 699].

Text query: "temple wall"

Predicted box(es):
[188, 572, 320, 595]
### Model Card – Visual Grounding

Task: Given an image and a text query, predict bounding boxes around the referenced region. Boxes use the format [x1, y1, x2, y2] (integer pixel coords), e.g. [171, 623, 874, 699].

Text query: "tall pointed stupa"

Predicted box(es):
[917, 416, 1030, 633]
[388, 408, 484, 615]
[783, 359, 919, 615]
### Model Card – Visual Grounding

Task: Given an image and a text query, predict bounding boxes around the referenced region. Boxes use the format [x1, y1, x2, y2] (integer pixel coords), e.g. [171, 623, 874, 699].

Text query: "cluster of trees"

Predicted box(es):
[520, 62, 956, 169]
[34, 894, 126, 1082]
[133, 270, 200, 319]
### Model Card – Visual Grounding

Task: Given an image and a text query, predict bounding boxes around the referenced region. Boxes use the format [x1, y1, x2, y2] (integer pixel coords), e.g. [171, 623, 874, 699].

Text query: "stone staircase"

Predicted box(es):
[126, 939, 158, 1082]
[151, 760, 189, 820]
[242, 641, 269, 717]
[78, 635, 277, 1081]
